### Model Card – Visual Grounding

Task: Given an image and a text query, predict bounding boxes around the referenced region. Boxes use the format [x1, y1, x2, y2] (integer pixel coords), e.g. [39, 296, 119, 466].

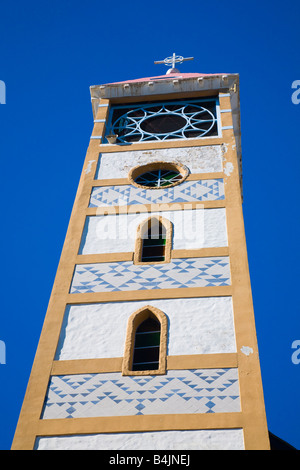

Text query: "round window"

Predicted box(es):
[128, 162, 189, 189]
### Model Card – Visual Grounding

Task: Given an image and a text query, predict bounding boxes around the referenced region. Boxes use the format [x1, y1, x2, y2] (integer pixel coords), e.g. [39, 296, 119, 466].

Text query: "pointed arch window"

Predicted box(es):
[141, 219, 166, 263]
[133, 216, 173, 265]
[132, 316, 161, 371]
[122, 306, 168, 376]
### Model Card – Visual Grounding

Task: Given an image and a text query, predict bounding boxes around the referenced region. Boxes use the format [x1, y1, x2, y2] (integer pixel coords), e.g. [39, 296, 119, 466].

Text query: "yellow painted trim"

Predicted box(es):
[36, 412, 243, 438]
[51, 353, 238, 376]
[167, 353, 238, 370]
[172, 247, 229, 259]
[91, 100, 110, 140]
[52, 358, 123, 375]
[66, 286, 233, 304]
[91, 172, 224, 187]
[87, 200, 226, 216]
[186, 172, 224, 181]
[220, 127, 270, 450]
[219, 95, 231, 110]
[75, 247, 229, 265]
[76, 252, 133, 264]
[99, 137, 224, 153]
[92, 178, 130, 187]
[221, 112, 234, 128]
[11, 137, 106, 451]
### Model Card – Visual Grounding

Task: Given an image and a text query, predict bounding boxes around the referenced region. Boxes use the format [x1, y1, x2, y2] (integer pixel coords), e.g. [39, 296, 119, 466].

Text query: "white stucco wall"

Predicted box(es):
[79, 208, 228, 254]
[55, 297, 236, 361]
[95, 146, 223, 180]
[35, 429, 244, 450]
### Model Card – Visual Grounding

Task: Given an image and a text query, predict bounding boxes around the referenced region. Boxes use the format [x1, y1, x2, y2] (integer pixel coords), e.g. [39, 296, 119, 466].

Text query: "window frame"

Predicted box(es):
[122, 305, 168, 376]
[104, 96, 221, 144]
[128, 161, 189, 190]
[133, 215, 173, 265]
[132, 317, 161, 371]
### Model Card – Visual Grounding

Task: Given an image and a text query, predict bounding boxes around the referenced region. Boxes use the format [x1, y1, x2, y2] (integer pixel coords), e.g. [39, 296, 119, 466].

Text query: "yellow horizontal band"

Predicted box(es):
[51, 353, 238, 376]
[75, 247, 229, 265]
[86, 200, 226, 216]
[91, 172, 225, 187]
[37, 412, 243, 437]
[66, 286, 233, 304]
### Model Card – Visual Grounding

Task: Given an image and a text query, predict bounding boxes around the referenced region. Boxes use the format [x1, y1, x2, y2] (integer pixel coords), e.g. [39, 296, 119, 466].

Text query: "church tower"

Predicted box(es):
[12, 55, 270, 450]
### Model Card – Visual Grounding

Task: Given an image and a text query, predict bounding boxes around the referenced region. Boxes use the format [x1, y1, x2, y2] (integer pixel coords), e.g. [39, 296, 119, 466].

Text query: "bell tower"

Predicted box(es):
[12, 55, 270, 450]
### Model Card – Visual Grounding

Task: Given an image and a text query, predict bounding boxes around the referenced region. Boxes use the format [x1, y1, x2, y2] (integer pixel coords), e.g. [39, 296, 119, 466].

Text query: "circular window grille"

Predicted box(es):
[129, 162, 189, 189]
[107, 99, 218, 143]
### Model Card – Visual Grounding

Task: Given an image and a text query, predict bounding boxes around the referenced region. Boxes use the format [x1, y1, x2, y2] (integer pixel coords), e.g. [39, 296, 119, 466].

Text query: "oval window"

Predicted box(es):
[128, 162, 189, 189]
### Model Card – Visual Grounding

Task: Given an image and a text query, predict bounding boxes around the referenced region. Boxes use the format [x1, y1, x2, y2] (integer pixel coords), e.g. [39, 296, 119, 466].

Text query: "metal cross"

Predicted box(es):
[154, 53, 194, 73]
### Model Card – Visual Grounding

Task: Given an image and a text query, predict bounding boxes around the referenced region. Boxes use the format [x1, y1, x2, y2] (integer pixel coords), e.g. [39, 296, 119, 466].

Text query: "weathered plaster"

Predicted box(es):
[224, 161, 234, 176]
[35, 428, 245, 450]
[85, 160, 96, 174]
[95, 146, 223, 180]
[240, 346, 253, 356]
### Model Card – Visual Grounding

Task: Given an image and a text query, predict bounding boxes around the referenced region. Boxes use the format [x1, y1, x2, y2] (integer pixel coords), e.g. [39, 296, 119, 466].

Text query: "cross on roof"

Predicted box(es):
[154, 53, 194, 74]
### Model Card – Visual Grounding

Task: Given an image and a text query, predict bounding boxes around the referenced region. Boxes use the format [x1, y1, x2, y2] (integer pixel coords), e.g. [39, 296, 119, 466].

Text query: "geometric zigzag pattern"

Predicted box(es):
[41, 369, 240, 419]
[89, 179, 225, 207]
[70, 257, 231, 293]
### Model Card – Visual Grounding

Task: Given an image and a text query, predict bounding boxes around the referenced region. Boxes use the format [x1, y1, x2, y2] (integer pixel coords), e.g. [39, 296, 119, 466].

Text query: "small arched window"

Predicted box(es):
[141, 218, 166, 263]
[132, 317, 161, 371]
[122, 306, 168, 376]
[134, 216, 173, 265]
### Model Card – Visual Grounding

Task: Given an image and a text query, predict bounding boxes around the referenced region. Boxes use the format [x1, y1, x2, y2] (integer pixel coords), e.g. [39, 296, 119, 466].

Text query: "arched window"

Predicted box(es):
[122, 306, 168, 376]
[132, 316, 161, 371]
[133, 216, 173, 265]
[141, 218, 166, 263]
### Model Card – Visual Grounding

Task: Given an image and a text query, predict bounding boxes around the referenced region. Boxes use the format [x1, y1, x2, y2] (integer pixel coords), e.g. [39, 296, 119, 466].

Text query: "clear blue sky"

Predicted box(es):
[0, 0, 299, 450]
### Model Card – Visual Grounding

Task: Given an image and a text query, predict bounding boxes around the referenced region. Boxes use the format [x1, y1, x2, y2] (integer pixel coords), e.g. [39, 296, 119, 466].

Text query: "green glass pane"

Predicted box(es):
[134, 169, 182, 188]
[143, 238, 166, 246]
[161, 171, 179, 180]
[135, 331, 161, 348]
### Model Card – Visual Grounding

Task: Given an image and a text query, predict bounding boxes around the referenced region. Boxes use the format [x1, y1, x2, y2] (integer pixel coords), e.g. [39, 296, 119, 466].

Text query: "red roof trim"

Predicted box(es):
[102, 72, 226, 86]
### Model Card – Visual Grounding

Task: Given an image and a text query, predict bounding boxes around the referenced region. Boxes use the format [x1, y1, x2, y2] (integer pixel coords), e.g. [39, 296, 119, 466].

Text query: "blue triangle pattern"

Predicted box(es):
[70, 256, 230, 293]
[42, 368, 240, 419]
[89, 179, 224, 208]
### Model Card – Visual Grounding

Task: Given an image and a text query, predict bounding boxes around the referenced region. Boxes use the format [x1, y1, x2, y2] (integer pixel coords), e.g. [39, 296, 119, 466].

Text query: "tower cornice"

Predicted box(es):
[90, 72, 242, 196]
